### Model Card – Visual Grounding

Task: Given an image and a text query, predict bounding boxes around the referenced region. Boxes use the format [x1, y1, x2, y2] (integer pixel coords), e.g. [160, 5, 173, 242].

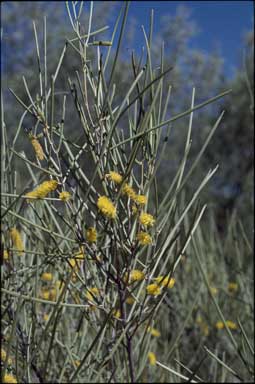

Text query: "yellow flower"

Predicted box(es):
[10, 228, 24, 255]
[49, 288, 57, 301]
[228, 282, 238, 293]
[127, 269, 145, 283]
[41, 272, 53, 282]
[40, 290, 50, 300]
[3, 374, 17, 383]
[1, 349, 12, 365]
[126, 296, 135, 305]
[134, 194, 147, 205]
[26, 180, 58, 200]
[154, 276, 175, 289]
[106, 171, 123, 184]
[3, 250, 9, 260]
[86, 227, 97, 243]
[139, 212, 155, 227]
[131, 205, 138, 215]
[59, 191, 71, 201]
[122, 183, 136, 200]
[147, 326, 161, 337]
[226, 320, 238, 330]
[97, 196, 117, 219]
[137, 231, 152, 245]
[86, 287, 100, 302]
[215, 321, 224, 330]
[113, 309, 121, 319]
[74, 359, 81, 367]
[75, 247, 86, 260]
[209, 286, 218, 295]
[30, 135, 45, 160]
[148, 352, 156, 366]
[43, 313, 50, 322]
[146, 284, 161, 296]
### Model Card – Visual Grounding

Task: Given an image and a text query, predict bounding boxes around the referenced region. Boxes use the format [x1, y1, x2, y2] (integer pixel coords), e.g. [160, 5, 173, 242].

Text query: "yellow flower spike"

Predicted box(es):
[134, 194, 147, 205]
[85, 287, 100, 302]
[146, 284, 161, 296]
[49, 287, 57, 301]
[3, 250, 9, 260]
[43, 313, 50, 322]
[59, 191, 71, 201]
[147, 326, 161, 337]
[30, 135, 45, 160]
[139, 212, 155, 227]
[74, 360, 81, 367]
[40, 290, 50, 300]
[10, 227, 24, 255]
[122, 183, 136, 200]
[25, 180, 58, 200]
[129, 269, 145, 283]
[41, 272, 53, 282]
[131, 205, 138, 215]
[226, 320, 238, 330]
[228, 282, 238, 293]
[154, 276, 175, 289]
[1, 349, 12, 365]
[113, 309, 121, 319]
[3, 374, 17, 383]
[97, 196, 117, 219]
[86, 227, 97, 243]
[148, 352, 157, 366]
[137, 231, 152, 245]
[215, 321, 224, 330]
[106, 171, 123, 184]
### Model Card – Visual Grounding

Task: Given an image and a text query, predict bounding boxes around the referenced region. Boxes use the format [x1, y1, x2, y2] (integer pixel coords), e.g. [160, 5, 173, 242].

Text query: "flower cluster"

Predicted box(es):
[86, 227, 97, 243]
[136, 231, 152, 245]
[106, 171, 123, 184]
[25, 180, 58, 200]
[10, 227, 24, 255]
[59, 191, 71, 201]
[97, 196, 116, 219]
[125, 269, 145, 284]
[30, 135, 45, 160]
[215, 320, 238, 330]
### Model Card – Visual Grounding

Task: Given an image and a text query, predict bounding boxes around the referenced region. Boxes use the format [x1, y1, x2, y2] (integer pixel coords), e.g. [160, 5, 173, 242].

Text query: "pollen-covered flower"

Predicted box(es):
[226, 320, 238, 330]
[147, 326, 161, 337]
[86, 287, 100, 302]
[146, 284, 161, 296]
[154, 276, 175, 289]
[10, 228, 24, 255]
[128, 269, 145, 283]
[97, 196, 116, 219]
[106, 171, 123, 184]
[228, 282, 238, 293]
[59, 191, 71, 201]
[3, 374, 17, 383]
[86, 227, 97, 243]
[137, 231, 152, 245]
[148, 352, 156, 366]
[41, 272, 53, 282]
[139, 212, 155, 227]
[25, 180, 58, 200]
[122, 183, 136, 200]
[30, 135, 45, 160]
[134, 194, 147, 205]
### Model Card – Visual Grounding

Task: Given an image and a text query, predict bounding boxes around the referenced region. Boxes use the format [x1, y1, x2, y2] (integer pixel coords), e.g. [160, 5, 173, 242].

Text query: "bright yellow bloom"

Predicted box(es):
[75, 247, 86, 260]
[30, 136, 45, 160]
[137, 231, 152, 245]
[41, 272, 53, 282]
[59, 191, 71, 201]
[122, 183, 136, 200]
[1, 349, 12, 365]
[97, 196, 117, 219]
[10, 228, 24, 255]
[128, 269, 145, 283]
[139, 212, 155, 227]
[134, 194, 147, 205]
[3, 250, 9, 260]
[3, 374, 17, 383]
[215, 321, 224, 330]
[226, 320, 238, 330]
[148, 352, 156, 366]
[113, 309, 121, 319]
[154, 276, 175, 289]
[86, 227, 97, 243]
[146, 284, 161, 296]
[40, 290, 50, 300]
[106, 171, 123, 184]
[126, 296, 135, 305]
[228, 282, 238, 293]
[26, 180, 58, 200]
[209, 286, 218, 295]
[147, 326, 161, 337]
[86, 287, 100, 302]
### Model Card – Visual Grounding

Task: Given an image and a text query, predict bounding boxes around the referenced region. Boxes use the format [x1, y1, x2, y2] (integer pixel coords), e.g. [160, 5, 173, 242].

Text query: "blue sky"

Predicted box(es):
[109, 1, 253, 78]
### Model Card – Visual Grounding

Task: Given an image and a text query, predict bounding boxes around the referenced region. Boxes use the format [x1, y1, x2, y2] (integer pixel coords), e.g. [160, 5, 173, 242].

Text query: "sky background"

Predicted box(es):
[108, 1, 253, 78]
